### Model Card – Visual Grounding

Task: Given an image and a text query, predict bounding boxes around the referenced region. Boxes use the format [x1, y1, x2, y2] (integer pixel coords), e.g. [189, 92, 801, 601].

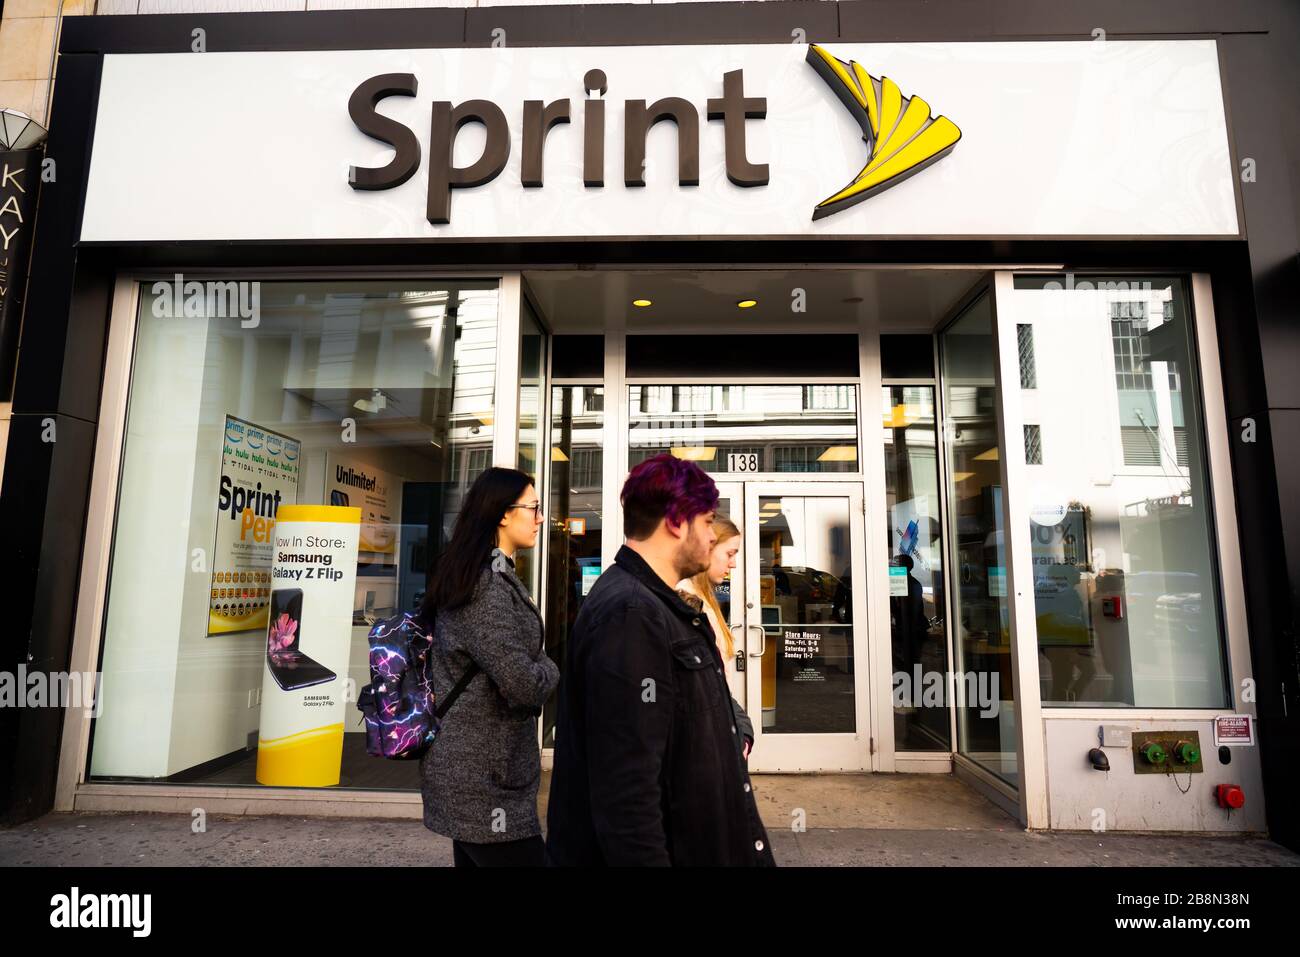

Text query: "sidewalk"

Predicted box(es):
[3, 774, 1296, 866]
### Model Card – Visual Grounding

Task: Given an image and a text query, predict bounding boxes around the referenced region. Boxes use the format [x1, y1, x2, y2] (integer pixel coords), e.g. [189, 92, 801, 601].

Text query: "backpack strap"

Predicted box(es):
[433, 661, 480, 719]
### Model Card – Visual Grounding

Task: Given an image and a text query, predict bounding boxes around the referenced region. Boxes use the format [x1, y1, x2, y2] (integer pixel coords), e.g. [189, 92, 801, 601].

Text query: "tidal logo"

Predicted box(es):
[347, 67, 768, 224]
[805, 44, 961, 220]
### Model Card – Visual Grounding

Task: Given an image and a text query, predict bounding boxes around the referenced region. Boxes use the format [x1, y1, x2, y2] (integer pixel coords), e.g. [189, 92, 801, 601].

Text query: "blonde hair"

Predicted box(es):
[691, 516, 740, 659]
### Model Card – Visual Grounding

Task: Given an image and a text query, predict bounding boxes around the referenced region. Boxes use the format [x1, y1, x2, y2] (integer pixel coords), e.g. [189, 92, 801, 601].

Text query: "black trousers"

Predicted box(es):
[451, 835, 547, 867]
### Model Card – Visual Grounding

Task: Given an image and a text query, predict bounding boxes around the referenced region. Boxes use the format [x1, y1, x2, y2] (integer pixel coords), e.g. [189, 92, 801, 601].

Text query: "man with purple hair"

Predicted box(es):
[546, 453, 775, 866]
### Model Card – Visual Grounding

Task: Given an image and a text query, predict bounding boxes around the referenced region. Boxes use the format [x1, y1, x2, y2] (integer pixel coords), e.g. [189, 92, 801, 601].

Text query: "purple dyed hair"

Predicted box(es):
[621, 452, 719, 540]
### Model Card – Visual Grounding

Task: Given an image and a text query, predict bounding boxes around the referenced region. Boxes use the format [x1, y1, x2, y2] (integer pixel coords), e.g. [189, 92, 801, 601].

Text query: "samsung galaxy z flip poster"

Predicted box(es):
[207, 415, 301, 636]
[256, 504, 361, 786]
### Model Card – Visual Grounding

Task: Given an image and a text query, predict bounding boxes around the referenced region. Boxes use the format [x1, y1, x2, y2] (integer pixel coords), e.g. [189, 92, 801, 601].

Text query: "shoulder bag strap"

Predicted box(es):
[433, 661, 480, 719]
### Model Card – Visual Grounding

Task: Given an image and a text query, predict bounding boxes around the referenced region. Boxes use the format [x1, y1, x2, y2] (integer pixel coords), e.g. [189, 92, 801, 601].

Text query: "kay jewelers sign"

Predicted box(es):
[81, 40, 1237, 241]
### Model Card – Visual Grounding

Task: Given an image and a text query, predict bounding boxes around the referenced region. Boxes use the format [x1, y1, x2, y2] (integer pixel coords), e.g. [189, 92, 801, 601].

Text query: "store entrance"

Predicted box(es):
[716, 481, 870, 772]
[530, 266, 990, 772]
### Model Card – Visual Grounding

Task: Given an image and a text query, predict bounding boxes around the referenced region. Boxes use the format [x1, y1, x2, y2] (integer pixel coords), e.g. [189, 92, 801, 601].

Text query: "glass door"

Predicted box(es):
[742, 482, 870, 771]
[938, 288, 1017, 784]
[713, 482, 746, 704]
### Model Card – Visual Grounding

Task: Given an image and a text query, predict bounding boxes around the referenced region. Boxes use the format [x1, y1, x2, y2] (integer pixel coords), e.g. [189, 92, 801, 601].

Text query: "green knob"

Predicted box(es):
[1176, 742, 1200, 764]
[1142, 742, 1167, 765]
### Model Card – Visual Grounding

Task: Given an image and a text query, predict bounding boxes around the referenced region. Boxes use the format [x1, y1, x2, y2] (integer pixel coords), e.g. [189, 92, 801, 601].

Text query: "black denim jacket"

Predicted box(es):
[545, 544, 776, 867]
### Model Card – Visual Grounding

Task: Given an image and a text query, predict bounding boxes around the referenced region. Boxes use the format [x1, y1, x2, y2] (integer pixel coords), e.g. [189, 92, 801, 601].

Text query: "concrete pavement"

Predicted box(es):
[3, 773, 1296, 866]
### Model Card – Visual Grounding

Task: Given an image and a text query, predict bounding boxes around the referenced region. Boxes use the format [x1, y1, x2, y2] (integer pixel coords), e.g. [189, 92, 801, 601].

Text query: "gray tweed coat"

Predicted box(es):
[419, 551, 560, 844]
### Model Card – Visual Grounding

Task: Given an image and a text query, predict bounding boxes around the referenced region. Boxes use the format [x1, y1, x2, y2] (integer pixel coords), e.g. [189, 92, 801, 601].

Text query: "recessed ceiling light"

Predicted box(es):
[669, 446, 717, 461]
[353, 389, 387, 414]
[737, 299, 758, 309]
[817, 446, 858, 462]
[633, 298, 653, 307]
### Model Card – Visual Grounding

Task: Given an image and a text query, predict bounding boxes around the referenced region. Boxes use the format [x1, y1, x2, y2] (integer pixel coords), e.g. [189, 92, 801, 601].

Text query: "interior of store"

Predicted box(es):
[86, 266, 993, 790]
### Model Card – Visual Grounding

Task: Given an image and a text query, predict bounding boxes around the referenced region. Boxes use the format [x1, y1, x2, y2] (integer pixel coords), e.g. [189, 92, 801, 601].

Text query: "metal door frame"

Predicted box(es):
[738, 479, 873, 772]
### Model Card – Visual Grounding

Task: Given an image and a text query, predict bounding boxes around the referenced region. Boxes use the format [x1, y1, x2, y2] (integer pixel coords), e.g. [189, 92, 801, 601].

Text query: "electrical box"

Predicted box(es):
[1101, 725, 1132, 748]
[1132, 730, 1204, 774]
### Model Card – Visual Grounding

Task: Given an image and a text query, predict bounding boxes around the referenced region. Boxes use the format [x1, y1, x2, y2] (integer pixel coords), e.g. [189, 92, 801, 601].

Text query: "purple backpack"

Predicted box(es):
[356, 611, 479, 760]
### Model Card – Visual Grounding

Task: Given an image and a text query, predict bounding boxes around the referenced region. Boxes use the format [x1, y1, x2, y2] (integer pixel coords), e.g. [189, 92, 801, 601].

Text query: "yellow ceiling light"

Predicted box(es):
[551, 447, 569, 462]
[736, 299, 758, 309]
[632, 298, 653, 307]
[974, 447, 1000, 461]
[817, 446, 858, 462]
[884, 404, 918, 428]
[669, 446, 717, 461]
[953, 471, 976, 482]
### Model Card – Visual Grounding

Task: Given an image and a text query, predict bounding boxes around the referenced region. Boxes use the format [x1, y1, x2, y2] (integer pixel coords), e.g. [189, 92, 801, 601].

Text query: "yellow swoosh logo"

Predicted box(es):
[806, 44, 961, 221]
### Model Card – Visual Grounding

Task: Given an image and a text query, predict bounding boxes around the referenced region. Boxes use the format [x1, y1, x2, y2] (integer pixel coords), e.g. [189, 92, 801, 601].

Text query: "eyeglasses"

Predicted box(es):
[508, 502, 544, 518]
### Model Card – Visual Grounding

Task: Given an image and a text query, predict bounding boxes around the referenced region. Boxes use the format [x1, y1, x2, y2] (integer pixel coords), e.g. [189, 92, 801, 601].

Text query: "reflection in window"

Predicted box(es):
[803, 384, 853, 410]
[939, 291, 1016, 785]
[543, 386, 604, 748]
[757, 496, 856, 734]
[515, 301, 546, 596]
[90, 280, 499, 790]
[628, 384, 858, 474]
[1010, 276, 1227, 708]
[1016, 324, 1037, 390]
[882, 386, 950, 751]
[1024, 424, 1043, 465]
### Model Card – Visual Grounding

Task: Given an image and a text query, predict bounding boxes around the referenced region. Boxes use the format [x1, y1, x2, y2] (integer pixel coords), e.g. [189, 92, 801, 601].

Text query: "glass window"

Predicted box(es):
[1009, 276, 1227, 708]
[939, 291, 1016, 785]
[1110, 303, 1154, 391]
[627, 384, 858, 474]
[757, 495, 856, 734]
[1016, 324, 1037, 390]
[515, 301, 546, 596]
[803, 384, 853, 410]
[882, 386, 950, 751]
[89, 279, 499, 790]
[543, 385, 604, 747]
[1024, 424, 1043, 465]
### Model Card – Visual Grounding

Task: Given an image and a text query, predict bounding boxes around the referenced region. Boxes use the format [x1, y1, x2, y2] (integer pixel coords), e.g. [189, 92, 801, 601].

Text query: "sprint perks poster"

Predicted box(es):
[208, 415, 301, 635]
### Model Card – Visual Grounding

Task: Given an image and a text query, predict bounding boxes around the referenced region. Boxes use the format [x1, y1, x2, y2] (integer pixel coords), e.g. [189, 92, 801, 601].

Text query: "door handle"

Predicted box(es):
[747, 623, 766, 658]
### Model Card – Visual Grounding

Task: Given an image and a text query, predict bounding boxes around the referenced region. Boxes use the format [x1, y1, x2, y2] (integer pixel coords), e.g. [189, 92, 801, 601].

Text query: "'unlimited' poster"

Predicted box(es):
[208, 415, 301, 635]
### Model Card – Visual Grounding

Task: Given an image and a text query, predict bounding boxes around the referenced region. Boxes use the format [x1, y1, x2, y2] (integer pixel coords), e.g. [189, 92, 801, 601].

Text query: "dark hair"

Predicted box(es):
[621, 452, 719, 540]
[419, 466, 533, 617]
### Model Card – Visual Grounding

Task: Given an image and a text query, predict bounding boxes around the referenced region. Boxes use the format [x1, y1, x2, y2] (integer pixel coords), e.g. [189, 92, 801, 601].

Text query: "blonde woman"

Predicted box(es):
[677, 516, 753, 761]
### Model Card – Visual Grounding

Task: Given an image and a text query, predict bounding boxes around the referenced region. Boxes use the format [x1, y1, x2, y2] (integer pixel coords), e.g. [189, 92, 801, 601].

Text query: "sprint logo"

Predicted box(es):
[806, 44, 962, 220]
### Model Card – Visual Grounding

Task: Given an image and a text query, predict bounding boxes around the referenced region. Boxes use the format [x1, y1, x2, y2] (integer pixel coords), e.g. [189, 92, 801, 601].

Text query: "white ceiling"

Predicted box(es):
[523, 268, 983, 333]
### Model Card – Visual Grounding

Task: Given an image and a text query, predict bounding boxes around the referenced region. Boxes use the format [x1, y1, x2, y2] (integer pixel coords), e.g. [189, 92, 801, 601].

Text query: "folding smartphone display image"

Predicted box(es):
[265, 588, 337, 691]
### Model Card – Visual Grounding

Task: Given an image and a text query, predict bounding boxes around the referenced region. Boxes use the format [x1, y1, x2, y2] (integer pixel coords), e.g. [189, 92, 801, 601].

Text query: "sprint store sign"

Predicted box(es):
[82, 40, 1237, 240]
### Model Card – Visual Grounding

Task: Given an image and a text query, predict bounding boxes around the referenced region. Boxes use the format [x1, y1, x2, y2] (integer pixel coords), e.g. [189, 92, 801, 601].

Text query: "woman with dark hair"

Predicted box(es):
[418, 466, 559, 867]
